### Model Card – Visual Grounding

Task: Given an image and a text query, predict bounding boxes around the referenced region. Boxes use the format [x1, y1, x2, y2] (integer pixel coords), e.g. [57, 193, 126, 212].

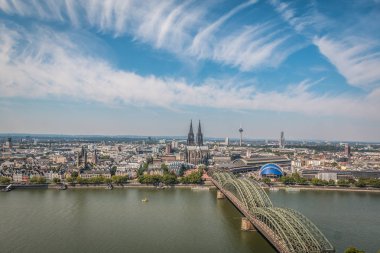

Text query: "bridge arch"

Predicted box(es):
[211, 172, 335, 253]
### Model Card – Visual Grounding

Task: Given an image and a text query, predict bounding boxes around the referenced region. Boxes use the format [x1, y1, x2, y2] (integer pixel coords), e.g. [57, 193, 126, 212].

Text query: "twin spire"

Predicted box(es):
[187, 120, 203, 146]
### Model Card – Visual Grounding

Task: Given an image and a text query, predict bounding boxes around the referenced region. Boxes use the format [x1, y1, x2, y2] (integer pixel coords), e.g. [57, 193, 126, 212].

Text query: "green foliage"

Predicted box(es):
[110, 166, 117, 176]
[310, 178, 328, 186]
[328, 180, 336, 186]
[262, 178, 271, 185]
[111, 175, 129, 184]
[0, 176, 11, 185]
[66, 177, 74, 183]
[355, 178, 367, 188]
[71, 171, 78, 178]
[292, 173, 308, 185]
[138, 163, 148, 176]
[280, 176, 296, 185]
[352, 178, 380, 188]
[138, 174, 162, 184]
[30, 176, 46, 184]
[344, 246, 365, 253]
[162, 173, 178, 185]
[105, 178, 112, 184]
[146, 156, 153, 164]
[180, 171, 202, 184]
[161, 163, 169, 174]
[89, 176, 105, 184]
[52, 178, 61, 184]
[76, 177, 88, 184]
[179, 164, 185, 177]
[337, 179, 350, 187]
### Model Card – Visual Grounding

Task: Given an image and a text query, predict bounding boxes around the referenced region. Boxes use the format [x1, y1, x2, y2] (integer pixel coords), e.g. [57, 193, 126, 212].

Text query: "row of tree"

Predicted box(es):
[268, 173, 380, 188]
[65, 175, 129, 184]
[138, 169, 203, 185]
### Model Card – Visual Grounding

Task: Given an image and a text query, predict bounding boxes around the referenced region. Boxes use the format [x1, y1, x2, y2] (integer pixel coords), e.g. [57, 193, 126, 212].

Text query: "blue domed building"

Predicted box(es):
[259, 163, 284, 178]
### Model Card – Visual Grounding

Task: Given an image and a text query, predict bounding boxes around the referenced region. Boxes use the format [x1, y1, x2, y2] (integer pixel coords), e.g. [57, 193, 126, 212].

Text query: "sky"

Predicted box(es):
[0, 0, 379, 142]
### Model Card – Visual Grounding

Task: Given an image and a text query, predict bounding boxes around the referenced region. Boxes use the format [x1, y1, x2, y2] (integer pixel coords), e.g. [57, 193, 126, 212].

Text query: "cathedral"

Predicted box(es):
[185, 120, 209, 165]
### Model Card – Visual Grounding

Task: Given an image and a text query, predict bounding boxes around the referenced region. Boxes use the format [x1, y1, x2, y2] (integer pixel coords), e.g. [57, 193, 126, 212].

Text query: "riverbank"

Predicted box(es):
[264, 185, 380, 193]
[1, 183, 216, 190]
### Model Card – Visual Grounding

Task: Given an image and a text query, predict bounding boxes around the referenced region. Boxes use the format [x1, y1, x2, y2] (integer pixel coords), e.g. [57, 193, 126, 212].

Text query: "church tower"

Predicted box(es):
[187, 120, 195, 145]
[196, 120, 203, 146]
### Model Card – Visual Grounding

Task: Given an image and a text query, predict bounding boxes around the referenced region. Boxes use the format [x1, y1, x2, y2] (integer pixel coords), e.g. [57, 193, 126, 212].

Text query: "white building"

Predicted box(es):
[317, 172, 337, 182]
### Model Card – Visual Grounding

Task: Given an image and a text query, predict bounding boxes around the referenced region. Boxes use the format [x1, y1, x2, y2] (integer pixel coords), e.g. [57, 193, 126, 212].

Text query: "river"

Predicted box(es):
[0, 188, 379, 253]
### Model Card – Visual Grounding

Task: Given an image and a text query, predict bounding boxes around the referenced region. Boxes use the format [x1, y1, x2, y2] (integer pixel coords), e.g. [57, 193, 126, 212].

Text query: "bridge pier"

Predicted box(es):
[217, 190, 225, 199]
[241, 217, 255, 231]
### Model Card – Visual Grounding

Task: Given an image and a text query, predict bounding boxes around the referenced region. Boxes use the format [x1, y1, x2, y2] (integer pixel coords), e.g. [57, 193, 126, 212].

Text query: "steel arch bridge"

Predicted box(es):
[211, 172, 335, 253]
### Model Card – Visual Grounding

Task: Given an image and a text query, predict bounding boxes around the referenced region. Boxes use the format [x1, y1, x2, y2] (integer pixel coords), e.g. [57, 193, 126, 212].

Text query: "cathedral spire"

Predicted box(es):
[196, 120, 203, 146]
[187, 120, 195, 145]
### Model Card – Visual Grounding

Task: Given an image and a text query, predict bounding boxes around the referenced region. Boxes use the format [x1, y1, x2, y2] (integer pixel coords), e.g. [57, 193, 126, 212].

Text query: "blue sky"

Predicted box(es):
[0, 0, 379, 141]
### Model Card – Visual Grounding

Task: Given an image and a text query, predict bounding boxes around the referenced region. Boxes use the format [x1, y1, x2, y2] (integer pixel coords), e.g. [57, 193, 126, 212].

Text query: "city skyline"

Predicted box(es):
[1, 0, 380, 141]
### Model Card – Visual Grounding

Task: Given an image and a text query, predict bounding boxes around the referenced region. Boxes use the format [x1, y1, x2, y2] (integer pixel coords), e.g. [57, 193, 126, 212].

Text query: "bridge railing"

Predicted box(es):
[211, 172, 335, 253]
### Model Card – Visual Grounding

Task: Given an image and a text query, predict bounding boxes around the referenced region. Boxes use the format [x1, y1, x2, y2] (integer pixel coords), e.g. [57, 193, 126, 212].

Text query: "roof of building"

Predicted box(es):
[259, 163, 284, 176]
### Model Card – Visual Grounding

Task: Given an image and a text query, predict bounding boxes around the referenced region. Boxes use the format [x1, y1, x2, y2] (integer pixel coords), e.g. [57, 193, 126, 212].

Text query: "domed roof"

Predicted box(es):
[259, 163, 283, 176]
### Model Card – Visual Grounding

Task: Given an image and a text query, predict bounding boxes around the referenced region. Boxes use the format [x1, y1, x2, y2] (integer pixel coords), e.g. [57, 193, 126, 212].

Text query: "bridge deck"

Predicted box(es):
[211, 175, 335, 253]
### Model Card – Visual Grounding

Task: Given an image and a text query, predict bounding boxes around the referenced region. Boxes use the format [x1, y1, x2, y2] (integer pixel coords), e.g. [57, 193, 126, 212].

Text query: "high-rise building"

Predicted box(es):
[171, 140, 178, 149]
[225, 137, 229, 146]
[239, 125, 243, 146]
[166, 143, 172, 154]
[5, 137, 12, 149]
[187, 120, 195, 145]
[279, 131, 285, 148]
[345, 144, 351, 158]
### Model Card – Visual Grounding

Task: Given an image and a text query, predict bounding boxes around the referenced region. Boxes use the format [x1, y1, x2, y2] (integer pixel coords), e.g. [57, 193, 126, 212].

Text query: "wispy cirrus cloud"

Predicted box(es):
[270, 0, 380, 89]
[314, 37, 380, 88]
[0, 0, 301, 71]
[0, 22, 379, 119]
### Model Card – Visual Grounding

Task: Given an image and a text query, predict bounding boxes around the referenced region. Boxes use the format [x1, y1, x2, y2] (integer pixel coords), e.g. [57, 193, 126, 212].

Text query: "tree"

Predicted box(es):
[328, 180, 336, 186]
[0, 176, 11, 185]
[30, 176, 46, 184]
[344, 246, 365, 253]
[146, 156, 153, 164]
[355, 179, 367, 188]
[105, 178, 112, 184]
[110, 166, 117, 176]
[66, 177, 74, 183]
[76, 177, 88, 184]
[281, 176, 295, 185]
[262, 178, 271, 185]
[71, 171, 79, 178]
[162, 173, 178, 185]
[337, 179, 350, 187]
[180, 171, 202, 184]
[161, 164, 169, 174]
[53, 178, 61, 184]
[179, 164, 186, 177]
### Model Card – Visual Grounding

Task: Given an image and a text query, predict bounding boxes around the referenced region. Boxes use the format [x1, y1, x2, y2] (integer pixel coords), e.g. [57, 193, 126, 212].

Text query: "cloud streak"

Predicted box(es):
[0, 0, 300, 71]
[314, 36, 380, 88]
[0, 23, 379, 120]
[270, 0, 380, 89]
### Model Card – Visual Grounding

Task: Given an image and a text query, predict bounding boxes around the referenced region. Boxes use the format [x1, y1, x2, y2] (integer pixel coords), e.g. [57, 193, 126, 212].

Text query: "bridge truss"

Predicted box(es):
[212, 172, 335, 253]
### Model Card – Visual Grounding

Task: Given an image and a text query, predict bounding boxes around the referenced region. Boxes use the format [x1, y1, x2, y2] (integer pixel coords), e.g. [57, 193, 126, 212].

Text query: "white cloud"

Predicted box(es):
[270, 1, 380, 89]
[0, 23, 379, 120]
[314, 36, 380, 88]
[0, 0, 301, 71]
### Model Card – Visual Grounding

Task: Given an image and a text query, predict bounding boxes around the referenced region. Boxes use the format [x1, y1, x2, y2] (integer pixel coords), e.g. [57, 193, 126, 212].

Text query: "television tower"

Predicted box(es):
[279, 131, 285, 148]
[238, 125, 243, 146]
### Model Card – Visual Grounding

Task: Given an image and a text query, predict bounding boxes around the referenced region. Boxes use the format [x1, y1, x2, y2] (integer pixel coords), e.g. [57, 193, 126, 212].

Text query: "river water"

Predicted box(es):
[0, 188, 379, 253]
